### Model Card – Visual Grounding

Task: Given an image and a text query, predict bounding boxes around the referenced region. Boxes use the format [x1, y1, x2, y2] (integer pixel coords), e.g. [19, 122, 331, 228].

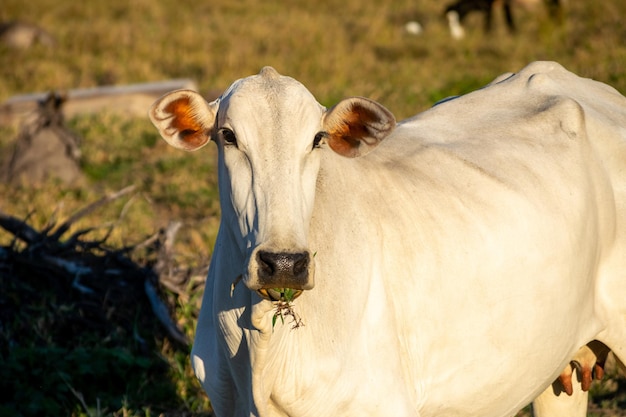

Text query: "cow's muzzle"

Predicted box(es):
[250, 250, 314, 299]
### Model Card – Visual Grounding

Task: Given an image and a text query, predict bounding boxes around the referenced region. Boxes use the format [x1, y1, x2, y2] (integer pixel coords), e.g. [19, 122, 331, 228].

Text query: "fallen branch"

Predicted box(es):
[0, 210, 43, 245]
[0, 186, 203, 349]
[144, 279, 189, 346]
[50, 185, 136, 240]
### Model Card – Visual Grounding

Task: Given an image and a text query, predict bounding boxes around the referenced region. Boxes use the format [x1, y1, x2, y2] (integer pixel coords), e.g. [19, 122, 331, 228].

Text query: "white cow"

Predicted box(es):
[150, 61, 626, 417]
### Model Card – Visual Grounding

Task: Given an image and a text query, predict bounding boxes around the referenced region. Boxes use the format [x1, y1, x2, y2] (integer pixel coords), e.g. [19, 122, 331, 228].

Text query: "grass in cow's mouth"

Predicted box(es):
[272, 288, 304, 330]
[230, 278, 304, 329]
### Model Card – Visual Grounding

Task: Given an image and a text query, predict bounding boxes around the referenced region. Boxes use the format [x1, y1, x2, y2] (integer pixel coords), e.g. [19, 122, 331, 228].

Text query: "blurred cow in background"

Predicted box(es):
[0, 20, 55, 49]
[444, 0, 562, 39]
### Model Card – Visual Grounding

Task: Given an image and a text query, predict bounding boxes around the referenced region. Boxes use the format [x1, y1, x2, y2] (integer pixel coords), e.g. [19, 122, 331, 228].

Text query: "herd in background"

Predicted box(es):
[442, 0, 564, 39]
[0, 0, 565, 52]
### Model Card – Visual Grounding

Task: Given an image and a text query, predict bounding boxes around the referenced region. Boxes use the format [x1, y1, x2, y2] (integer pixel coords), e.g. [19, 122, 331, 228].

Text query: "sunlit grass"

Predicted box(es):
[2, 0, 625, 115]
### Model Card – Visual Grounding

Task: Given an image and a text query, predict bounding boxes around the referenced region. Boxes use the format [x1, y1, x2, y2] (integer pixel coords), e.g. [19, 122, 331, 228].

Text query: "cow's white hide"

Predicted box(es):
[150, 61, 626, 417]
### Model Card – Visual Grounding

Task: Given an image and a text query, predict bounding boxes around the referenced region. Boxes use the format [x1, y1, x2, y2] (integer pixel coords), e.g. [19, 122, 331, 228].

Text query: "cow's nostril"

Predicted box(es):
[258, 252, 276, 276]
[293, 253, 309, 278]
[256, 250, 310, 287]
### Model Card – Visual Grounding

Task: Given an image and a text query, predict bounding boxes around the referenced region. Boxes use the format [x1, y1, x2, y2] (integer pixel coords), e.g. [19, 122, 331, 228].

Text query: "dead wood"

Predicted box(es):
[1, 92, 84, 186]
[0, 187, 208, 349]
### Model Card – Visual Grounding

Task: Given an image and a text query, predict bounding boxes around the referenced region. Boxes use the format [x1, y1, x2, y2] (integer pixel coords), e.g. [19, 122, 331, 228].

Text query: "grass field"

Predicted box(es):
[1, 0, 626, 415]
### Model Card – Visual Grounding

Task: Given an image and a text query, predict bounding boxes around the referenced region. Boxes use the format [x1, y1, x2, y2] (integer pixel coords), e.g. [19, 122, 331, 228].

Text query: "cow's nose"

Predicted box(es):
[257, 250, 310, 288]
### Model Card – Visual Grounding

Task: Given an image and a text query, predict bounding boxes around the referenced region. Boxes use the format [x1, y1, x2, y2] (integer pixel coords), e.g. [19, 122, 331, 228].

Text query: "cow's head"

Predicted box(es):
[149, 67, 395, 301]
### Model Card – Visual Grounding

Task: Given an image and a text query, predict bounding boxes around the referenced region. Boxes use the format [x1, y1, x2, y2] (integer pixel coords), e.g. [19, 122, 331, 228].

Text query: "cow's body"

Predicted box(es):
[150, 61, 626, 417]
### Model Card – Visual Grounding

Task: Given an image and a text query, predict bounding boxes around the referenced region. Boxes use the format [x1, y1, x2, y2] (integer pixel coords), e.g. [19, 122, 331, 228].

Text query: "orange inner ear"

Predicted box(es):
[164, 96, 208, 148]
[328, 105, 374, 157]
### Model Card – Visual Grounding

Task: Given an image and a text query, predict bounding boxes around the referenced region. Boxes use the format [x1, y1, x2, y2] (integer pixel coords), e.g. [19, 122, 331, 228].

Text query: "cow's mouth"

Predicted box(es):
[257, 288, 303, 302]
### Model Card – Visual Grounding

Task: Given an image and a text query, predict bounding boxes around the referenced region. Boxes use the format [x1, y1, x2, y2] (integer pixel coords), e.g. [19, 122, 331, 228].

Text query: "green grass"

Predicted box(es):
[1, 0, 626, 415]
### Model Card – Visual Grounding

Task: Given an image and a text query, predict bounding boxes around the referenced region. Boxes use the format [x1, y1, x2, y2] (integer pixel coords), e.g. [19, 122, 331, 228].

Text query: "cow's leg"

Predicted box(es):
[503, 0, 516, 32]
[446, 10, 466, 39]
[483, 1, 494, 32]
[544, 0, 562, 23]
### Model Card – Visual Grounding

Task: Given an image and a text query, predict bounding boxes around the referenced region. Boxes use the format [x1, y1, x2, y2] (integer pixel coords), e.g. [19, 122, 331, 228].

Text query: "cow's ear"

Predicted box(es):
[322, 97, 396, 158]
[149, 90, 217, 151]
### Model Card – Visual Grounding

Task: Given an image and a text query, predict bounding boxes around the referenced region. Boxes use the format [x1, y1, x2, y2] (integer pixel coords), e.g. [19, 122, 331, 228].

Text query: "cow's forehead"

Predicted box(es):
[219, 67, 322, 116]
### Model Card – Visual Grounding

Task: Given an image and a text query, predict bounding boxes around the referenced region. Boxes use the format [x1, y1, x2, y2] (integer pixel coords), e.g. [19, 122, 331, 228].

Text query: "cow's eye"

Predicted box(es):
[313, 132, 326, 150]
[220, 128, 237, 146]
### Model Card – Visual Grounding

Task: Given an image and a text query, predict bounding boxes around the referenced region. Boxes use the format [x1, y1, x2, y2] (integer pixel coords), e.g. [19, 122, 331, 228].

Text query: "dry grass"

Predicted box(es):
[1, 0, 626, 415]
[2, 0, 625, 116]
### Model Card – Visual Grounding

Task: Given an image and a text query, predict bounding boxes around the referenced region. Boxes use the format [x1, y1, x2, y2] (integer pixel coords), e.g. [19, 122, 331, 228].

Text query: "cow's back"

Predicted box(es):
[308, 61, 626, 416]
